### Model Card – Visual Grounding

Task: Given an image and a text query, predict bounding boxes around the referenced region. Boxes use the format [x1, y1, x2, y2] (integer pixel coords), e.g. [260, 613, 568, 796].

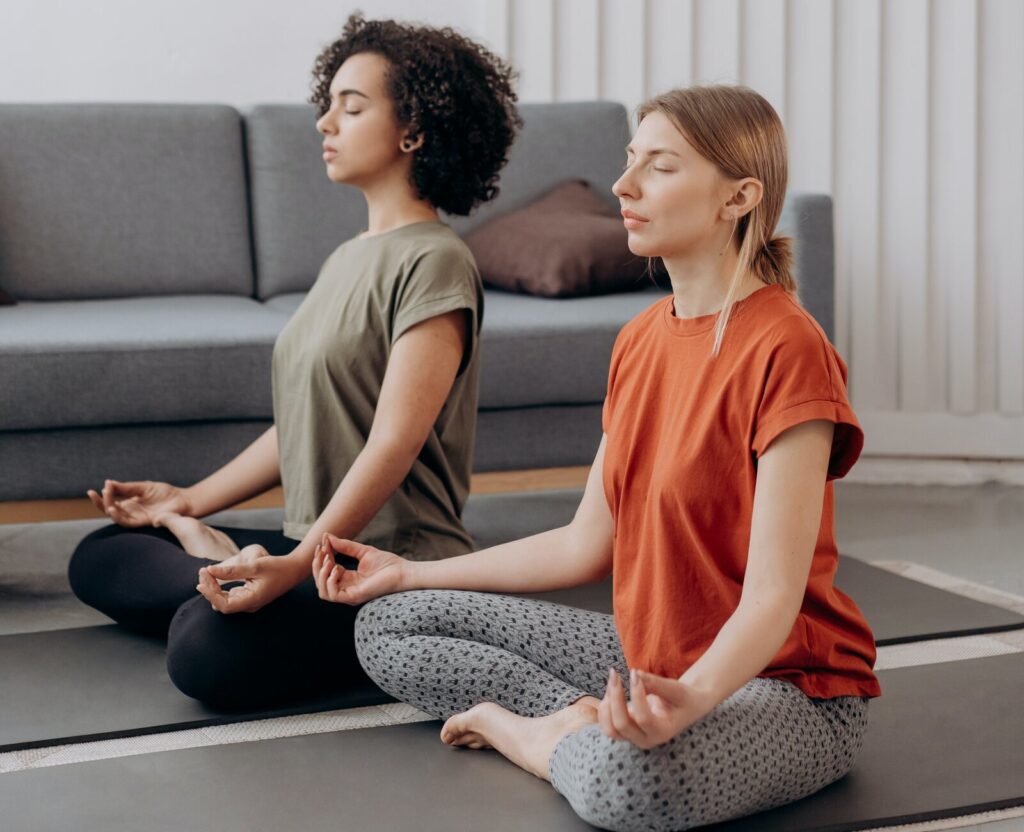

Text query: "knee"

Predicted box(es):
[353, 591, 450, 690]
[353, 591, 432, 652]
[67, 524, 115, 596]
[67, 523, 138, 608]
[553, 729, 629, 828]
[555, 731, 691, 832]
[166, 595, 250, 707]
[353, 594, 409, 676]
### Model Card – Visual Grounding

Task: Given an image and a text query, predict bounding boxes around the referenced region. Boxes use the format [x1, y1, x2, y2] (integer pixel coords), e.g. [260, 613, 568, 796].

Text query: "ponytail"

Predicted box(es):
[752, 234, 795, 290]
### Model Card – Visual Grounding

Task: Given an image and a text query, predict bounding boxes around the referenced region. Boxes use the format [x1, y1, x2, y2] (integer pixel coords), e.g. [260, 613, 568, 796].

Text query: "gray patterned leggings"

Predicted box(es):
[354, 589, 869, 832]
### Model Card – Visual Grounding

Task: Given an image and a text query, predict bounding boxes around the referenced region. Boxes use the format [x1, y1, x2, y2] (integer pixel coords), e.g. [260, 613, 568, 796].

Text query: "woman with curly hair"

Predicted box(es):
[311, 85, 879, 831]
[67, 13, 520, 709]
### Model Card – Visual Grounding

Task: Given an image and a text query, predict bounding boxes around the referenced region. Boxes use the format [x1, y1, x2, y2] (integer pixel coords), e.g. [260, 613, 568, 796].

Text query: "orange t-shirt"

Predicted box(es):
[602, 284, 881, 699]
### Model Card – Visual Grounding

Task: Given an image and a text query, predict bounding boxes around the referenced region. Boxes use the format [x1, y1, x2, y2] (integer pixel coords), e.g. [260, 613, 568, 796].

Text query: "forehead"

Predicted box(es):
[329, 52, 390, 96]
[628, 111, 694, 155]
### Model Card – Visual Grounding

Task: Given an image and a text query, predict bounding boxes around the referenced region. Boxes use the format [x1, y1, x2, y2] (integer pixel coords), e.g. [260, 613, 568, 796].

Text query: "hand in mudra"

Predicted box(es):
[312, 533, 409, 605]
[87, 479, 192, 527]
[196, 544, 303, 614]
[598, 668, 718, 749]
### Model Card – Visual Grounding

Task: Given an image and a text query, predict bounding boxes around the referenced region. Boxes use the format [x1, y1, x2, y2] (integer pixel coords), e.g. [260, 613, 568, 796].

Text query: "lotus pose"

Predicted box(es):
[67, 14, 519, 709]
[312, 85, 881, 831]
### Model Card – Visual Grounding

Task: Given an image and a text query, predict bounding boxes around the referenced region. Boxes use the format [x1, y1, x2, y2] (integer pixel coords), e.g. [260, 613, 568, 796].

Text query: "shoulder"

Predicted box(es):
[746, 291, 853, 411]
[403, 224, 479, 276]
[755, 290, 845, 373]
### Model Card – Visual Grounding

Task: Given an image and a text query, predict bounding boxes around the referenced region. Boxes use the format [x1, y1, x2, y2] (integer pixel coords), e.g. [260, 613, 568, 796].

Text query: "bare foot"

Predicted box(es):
[156, 514, 241, 561]
[440, 697, 600, 780]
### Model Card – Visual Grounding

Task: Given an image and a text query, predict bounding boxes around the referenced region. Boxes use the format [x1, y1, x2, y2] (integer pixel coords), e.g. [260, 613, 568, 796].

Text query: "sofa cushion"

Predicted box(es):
[0, 104, 253, 300]
[0, 195, 833, 434]
[464, 180, 648, 297]
[0, 296, 287, 431]
[246, 102, 631, 299]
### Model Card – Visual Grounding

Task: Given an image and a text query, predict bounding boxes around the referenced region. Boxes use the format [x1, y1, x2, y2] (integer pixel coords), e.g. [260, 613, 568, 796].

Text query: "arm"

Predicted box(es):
[312, 436, 615, 604]
[184, 425, 281, 517]
[678, 419, 833, 699]
[408, 435, 614, 592]
[88, 425, 280, 525]
[199, 308, 474, 607]
[599, 419, 835, 747]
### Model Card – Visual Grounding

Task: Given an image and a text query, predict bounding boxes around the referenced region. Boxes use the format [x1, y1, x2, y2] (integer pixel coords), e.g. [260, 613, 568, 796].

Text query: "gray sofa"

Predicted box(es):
[0, 101, 834, 502]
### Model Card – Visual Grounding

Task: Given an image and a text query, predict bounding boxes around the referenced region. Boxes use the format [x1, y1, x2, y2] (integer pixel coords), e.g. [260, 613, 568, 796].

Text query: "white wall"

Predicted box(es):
[4, 0, 1023, 470]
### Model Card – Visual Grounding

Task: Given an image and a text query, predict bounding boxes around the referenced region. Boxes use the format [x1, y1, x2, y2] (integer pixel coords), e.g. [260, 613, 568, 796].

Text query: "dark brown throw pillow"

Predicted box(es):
[464, 179, 650, 297]
[0, 288, 15, 306]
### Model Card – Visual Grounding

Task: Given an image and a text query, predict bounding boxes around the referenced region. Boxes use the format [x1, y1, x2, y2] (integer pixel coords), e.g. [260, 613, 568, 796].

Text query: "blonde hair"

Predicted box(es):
[636, 85, 794, 355]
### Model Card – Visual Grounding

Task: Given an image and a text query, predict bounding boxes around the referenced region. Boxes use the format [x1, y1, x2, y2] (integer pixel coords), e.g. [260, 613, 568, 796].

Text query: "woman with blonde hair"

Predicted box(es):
[312, 84, 879, 830]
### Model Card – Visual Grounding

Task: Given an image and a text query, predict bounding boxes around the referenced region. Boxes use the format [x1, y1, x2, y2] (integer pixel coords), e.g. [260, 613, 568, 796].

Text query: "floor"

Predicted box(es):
[1, 481, 1022, 830]
[834, 482, 1024, 596]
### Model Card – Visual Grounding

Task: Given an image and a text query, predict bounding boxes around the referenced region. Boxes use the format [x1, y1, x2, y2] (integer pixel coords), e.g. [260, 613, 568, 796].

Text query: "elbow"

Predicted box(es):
[563, 522, 613, 584]
[737, 585, 804, 630]
[364, 432, 423, 471]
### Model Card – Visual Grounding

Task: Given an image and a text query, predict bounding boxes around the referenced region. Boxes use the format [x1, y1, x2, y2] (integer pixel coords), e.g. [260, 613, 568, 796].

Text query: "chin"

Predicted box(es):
[324, 166, 349, 184]
[625, 235, 660, 258]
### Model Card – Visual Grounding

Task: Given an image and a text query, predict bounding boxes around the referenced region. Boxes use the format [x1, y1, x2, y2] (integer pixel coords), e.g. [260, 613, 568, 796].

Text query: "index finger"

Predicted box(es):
[607, 669, 644, 742]
[627, 670, 656, 729]
[196, 568, 229, 611]
[87, 489, 107, 515]
[323, 535, 370, 561]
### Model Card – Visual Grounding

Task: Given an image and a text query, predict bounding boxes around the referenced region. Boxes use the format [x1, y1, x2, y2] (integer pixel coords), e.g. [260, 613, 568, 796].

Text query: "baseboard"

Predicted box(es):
[846, 456, 1024, 486]
[0, 467, 592, 525]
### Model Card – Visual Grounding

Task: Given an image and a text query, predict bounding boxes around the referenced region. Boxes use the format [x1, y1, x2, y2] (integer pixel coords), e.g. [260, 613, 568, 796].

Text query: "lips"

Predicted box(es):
[621, 208, 649, 229]
[322, 144, 338, 161]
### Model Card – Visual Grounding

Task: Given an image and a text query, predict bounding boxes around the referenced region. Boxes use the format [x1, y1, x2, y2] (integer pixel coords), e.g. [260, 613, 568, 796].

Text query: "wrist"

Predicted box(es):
[179, 485, 203, 518]
[400, 559, 427, 592]
[282, 549, 316, 582]
[677, 672, 723, 716]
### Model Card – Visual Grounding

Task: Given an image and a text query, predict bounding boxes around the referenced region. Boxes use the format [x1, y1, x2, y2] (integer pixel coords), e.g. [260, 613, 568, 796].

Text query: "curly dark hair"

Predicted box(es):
[310, 13, 522, 216]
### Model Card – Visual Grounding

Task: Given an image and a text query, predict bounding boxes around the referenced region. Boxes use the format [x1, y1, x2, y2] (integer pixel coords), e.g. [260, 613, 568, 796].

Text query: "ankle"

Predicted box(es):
[569, 696, 601, 714]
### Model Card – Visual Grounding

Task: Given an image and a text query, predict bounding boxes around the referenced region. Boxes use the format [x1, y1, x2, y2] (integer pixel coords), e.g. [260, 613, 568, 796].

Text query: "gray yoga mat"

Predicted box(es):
[1, 556, 1022, 753]
[1, 655, 1022, 832]
[0, 624, 394, 753]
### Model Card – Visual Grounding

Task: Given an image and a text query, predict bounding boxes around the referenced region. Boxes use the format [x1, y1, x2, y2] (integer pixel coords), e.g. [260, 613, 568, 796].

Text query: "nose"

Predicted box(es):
[316, 108, 337, 136]
[612, 167, 635, 201]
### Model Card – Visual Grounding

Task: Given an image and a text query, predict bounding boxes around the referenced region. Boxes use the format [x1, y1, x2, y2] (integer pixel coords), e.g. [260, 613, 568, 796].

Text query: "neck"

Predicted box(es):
[360, 173, 439, 238]
[662, 244, 761, 319]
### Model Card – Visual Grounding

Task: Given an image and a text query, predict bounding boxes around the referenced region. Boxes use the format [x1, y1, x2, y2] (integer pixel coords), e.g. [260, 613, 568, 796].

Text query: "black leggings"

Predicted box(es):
[67, 524, 366, 709]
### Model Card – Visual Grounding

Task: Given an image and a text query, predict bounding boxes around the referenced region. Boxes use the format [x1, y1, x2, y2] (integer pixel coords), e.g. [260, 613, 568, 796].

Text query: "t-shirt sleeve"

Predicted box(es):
[751, 319, 864, 481]
[391, 244, 483, 376]
[602, 326, 630, 433]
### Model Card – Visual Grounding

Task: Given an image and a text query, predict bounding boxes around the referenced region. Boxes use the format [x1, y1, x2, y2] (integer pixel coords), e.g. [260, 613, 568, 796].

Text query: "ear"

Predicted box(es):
[721, 177, 763, 221]
[399, 132, 425, 154]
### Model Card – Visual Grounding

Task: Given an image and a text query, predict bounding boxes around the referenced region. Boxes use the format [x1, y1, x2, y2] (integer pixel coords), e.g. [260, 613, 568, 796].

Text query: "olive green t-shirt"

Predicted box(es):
[271, 220, 483, 560]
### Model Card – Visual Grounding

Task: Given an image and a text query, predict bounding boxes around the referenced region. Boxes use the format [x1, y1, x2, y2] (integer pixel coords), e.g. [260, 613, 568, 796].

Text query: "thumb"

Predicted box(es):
[205, 558, 258, 580]
[324, 534, 372, 561]
[635, 671, 689, 706]
[109, 479, 142, 498]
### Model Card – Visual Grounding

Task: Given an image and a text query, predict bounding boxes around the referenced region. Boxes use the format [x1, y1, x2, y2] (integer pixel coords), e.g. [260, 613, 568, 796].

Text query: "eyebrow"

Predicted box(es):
[626, 145, 682, 157]
[330, 88, 370, 100]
